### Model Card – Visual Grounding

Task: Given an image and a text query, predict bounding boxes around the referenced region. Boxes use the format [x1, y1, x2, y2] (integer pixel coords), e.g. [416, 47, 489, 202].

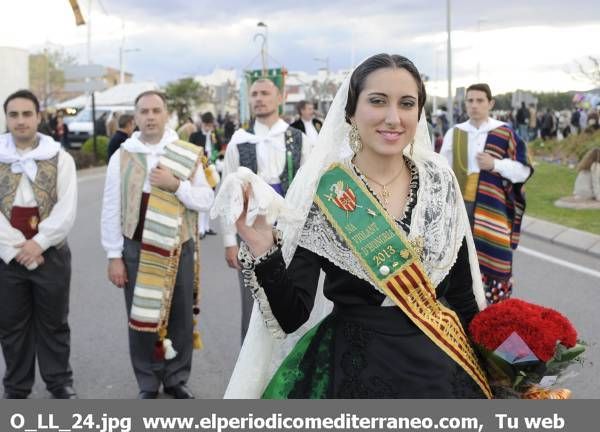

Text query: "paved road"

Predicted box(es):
[1, 172, 598, 398]
[513, 235, 600, 398]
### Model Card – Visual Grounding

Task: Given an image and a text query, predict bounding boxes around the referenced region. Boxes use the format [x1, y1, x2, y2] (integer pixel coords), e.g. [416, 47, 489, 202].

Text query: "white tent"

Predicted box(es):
[55, 81, 160, 109]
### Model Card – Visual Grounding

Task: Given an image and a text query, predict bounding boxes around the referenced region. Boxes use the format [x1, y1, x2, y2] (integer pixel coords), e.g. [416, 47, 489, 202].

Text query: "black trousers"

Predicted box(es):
[122, 238, 194, 392]
[0, 245, 73, 396]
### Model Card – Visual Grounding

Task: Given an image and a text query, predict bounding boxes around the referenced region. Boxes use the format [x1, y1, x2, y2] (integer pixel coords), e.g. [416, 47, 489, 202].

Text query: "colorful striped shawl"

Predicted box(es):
[129, 140, 202, 333]
[472, 126, 532, 281]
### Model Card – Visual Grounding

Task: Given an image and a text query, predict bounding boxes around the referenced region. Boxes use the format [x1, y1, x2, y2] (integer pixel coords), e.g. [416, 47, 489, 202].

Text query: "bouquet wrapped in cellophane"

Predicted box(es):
[468, 299, 585, 399]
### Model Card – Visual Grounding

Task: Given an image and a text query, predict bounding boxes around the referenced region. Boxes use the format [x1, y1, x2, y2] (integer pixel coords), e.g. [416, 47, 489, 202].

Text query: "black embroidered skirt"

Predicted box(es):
[262, 304, 486, 399]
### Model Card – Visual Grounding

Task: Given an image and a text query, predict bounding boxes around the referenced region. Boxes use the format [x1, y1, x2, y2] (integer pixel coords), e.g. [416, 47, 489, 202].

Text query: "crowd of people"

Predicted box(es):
[9, 50, 592, 400]
[488, 103, 600, 142]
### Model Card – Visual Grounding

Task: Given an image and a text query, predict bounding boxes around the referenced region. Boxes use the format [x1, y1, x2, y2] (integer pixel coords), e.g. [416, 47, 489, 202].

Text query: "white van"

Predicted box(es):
[68, 105, 134, 147]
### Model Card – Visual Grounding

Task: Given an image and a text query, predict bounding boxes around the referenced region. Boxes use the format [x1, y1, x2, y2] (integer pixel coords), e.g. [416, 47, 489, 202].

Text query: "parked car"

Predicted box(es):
[68, 105, 134, 147]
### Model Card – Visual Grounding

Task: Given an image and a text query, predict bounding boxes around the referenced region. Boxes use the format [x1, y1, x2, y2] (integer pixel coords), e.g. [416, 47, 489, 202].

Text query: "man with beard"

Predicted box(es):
[220, 78, 311, 340]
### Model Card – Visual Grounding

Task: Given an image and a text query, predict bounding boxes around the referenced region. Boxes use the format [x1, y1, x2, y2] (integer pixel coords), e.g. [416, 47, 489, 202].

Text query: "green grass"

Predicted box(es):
[525, 161, 600, 235]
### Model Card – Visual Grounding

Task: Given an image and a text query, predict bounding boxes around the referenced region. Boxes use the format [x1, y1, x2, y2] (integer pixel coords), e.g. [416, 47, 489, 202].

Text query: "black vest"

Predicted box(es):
[237, 126, 303, 195]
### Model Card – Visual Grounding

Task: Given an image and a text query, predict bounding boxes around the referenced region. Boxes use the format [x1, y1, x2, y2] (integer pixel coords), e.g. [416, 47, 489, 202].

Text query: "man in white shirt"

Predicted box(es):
[290, 100, 322, 143]
[221, 78, 311, 340]
[440, 83, 532, 305]
[189, 112, 222, 237]
[101, 91, 214, 399]
[0, 90, 78, 399]
[189, 112, 221, 162]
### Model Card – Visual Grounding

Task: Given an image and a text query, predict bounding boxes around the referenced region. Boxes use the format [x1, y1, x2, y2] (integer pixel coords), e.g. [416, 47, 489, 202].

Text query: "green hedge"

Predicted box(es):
[81, 135, 109, 164]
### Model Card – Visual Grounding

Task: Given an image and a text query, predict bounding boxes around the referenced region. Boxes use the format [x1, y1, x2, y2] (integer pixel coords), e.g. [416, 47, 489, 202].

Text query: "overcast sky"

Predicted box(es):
[1, 0, 600, 94]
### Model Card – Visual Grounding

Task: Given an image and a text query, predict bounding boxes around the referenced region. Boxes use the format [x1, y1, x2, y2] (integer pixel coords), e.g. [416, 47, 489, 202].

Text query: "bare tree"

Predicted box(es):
[572, 56, 600, 88]
[29, 49, 77, 108]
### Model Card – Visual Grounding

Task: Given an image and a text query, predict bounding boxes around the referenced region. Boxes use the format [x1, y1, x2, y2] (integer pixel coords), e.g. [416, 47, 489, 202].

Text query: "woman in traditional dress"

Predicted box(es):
[215, 54, 492, 399]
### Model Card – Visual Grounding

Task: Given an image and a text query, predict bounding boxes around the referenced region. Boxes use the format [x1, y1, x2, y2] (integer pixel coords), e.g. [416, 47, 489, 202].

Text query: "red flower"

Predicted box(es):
[468, 299, 578, 362]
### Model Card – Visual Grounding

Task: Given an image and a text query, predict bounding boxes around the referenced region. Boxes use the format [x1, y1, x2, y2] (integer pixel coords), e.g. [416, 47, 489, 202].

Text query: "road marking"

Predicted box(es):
[518, 246, 600, 279]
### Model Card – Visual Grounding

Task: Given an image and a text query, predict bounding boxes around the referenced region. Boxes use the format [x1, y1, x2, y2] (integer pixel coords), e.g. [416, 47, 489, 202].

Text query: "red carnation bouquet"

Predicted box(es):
[468, 298, 585, 399]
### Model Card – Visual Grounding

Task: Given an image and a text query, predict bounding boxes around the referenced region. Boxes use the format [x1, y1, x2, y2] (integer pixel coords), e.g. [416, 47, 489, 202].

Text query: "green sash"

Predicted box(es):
[315, 163, 492, 398]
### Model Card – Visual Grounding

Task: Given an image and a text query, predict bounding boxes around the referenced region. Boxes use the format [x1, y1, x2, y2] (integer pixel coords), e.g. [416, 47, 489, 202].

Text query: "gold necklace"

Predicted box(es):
[362, 163, 405, 207]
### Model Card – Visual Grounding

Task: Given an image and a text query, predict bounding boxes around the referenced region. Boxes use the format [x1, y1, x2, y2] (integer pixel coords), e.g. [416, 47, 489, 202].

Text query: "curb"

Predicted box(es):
[521, 215, 600, 257]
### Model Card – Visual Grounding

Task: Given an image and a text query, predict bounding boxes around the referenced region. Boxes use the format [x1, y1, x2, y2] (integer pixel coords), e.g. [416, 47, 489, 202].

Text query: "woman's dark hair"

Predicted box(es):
[345, 53, 426, 123]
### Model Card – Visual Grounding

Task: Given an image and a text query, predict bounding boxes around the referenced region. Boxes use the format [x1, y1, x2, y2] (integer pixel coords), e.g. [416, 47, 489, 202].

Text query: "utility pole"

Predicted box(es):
[87, 0, 92, 65]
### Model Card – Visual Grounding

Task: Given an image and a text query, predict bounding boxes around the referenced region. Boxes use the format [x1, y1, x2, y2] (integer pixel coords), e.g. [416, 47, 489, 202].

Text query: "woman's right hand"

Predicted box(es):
[235, 184, 275, 257]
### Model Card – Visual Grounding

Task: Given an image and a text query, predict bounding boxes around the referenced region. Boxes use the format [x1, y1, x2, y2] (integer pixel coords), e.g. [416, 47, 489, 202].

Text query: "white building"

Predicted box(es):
[55, 81, 160, 109]
[194, 68, 238, 119]
[283, 68, 350, 118]
[0, 47, 29, 132]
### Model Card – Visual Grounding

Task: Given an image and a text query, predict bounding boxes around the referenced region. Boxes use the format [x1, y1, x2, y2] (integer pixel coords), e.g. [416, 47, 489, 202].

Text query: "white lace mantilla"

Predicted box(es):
[298, 204, 374, 286]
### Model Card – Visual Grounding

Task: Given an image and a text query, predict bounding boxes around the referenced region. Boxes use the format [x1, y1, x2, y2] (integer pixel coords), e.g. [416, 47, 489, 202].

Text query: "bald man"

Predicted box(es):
[101, 91, 214, 399]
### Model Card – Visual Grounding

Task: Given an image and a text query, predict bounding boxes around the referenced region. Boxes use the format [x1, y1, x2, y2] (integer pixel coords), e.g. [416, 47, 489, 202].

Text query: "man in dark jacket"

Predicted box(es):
[290, 100, 322, 144]
[107, 114, 135, 161]
[189, 112, 222, 162]
[515, 102, 529, 141]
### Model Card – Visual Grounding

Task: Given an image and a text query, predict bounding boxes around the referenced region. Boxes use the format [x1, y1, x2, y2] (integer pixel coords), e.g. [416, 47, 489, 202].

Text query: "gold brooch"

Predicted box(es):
[29, 215, 39, 231]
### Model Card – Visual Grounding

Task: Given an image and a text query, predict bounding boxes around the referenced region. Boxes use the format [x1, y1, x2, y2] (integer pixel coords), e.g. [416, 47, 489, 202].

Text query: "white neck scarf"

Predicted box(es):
[227, 119, 289, 179]
[0, 133, 61, 181]
[122, 128, 179, 156]
[456, 117, 505, 134]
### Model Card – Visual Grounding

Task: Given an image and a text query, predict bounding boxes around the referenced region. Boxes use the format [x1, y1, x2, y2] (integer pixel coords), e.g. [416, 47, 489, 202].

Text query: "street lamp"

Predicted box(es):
[119, 47, 140, 84]
[86, 0, 93, 65]
[256, 21, 268, 74]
